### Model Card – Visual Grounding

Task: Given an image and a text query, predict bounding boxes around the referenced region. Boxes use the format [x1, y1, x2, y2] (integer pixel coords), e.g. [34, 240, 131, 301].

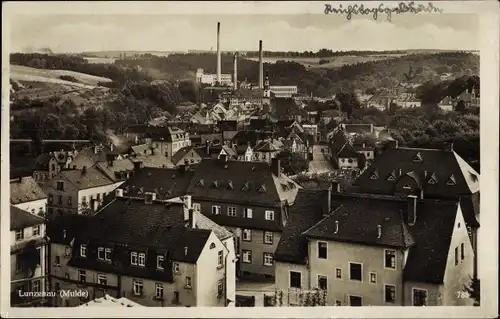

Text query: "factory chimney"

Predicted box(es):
[259, 40, 264, 89]
[233, 52, 238, 90]
[216, 22, 221, 85]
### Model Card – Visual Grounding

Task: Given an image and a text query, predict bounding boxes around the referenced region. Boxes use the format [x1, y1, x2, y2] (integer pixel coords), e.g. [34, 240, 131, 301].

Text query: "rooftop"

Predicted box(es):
[11, 206, 45, 231]
[10, 176, 48, 204]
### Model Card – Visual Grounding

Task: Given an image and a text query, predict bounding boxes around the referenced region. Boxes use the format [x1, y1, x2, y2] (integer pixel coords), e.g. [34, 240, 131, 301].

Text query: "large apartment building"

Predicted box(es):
[186, 157, 301, 279]
[11, 206, 48, 306]
[145, 126, 191, 161]
[48, 195, 236, 307]
[275, 188, 475, 306]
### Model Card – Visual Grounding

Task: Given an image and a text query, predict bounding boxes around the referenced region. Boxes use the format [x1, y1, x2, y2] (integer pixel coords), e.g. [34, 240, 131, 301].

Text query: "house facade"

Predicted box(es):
[146, 126, 191, 161]
[11, 206, 48, 306]
[33, 150, 78, 183]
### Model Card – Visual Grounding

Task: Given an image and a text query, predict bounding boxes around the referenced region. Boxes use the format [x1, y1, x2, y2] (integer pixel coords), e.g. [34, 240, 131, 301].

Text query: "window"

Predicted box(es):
[105, 248, 112, 262]
[68, 196, 72, 205]
[32, 280, 41, 293]
[58, 195, 63, 205]
[55, 255, 61, 265]
[242, 250, 252, 263]
[335, 268, 342, 279]
[385, 284, 396, 303]
[97, 274, 107, 285]
[173, 291, 180, 304]
[32, 225, 40, 237]
[157, 255, 164, 269]
[318, 275, 328, 290]
[244, 208, 253, 218]
[38, 207, 44, 216]
[79, 270, 86, 283]
[335, 300, 342, 306]
[138, 253, 146, 266]
[173, 262, 180, 273]
[265, 210, 275, 221]
[49, 194, 53, 204]
[318, 242, 328, 259]
[192, 203, 201, 212]
[349, 262, 362, 282]
[185, 277, 192, 289]
[57, 181, 64, 191]
[212, 205, 221, 215]
[133, 280, 144, 296]
[217, 250, 224, 268]
[412, 288, 428, 306]
[217, 279, 224, 298]
[455, 247, 459, 265]
[370, 272, 377, 284]
[97, 247, 104, 260]
[130, 252, 138, 265]
[15, 229, 24, 241]
[263, 253, 274, 266]
[349, 295, 363, 306]
[461, 243, 465, 260]
[80, 245, 87, 257]
[155, 284, 164, 299]
[289, 271, 301, 288]
[227, 206, 237, 217]
[242, 229, 252, 241]
[55, 282, 60, 291]
[264, 232, 273, 244]
[384, 250, 396, 269]
[31, 208, 36, 215]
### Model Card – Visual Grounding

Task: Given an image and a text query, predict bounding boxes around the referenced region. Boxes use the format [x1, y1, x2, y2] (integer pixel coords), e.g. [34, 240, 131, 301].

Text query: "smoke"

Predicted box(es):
[106, 129, 127, 149]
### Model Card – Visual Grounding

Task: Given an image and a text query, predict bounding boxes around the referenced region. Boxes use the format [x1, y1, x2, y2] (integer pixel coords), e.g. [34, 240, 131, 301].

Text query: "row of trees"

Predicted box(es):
[244, 49, 408, 58]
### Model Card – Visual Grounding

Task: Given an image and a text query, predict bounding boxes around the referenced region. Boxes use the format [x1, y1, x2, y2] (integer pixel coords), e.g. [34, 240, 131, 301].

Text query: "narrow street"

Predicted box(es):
[308, 144, 334, 174]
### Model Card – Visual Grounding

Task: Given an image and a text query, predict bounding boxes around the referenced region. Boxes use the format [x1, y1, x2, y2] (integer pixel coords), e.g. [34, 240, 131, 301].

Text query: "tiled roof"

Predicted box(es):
[132, 154, 175, 169]
[193, 212, 234, 240]
[95, 159, 136, 182]
[253, 140, 280, 152]
[271, 98, 305, 118]
[231, 130, 273, 147]
[71, 145, 116, 169]
[248, 119, 274, 131]
[57, 167, 115, 190]
[10, 206, 45, 230]
[355, 147, 480, 197]
[274, 189, 328, 264]
[303, 194, 416, 249]
[146, 126, 188, 142]
[217, 120, 238, 131]
[220, 145, 238, 158]
[337, 142, 359, 158]
[171, 146, 196, 166]
[46, 214, 92, 245]
[10, 177, 48, 204]
[118, 167, 194, 201]
[186, 158, 300, 207]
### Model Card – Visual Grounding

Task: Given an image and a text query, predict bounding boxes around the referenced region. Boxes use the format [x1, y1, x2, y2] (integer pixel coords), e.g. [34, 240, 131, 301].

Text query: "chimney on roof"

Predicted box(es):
[334, 220, 339, 234]
[259, 40, 264, 89]
[444, 142, 454, 152]
[407, 195, 418, 225]
[271, 157, 281, 177]
[82, 166, 87, 175]
[219, 154, 228, 163]
[216, 22, 221, 85]
[387, 140, 399, 149]
[377, 225, 382, 239]
[331, 181, 341, 193]
[133, 161, 144, 171]
[323, 186, 332, 216]
[106, 153, 115, 166]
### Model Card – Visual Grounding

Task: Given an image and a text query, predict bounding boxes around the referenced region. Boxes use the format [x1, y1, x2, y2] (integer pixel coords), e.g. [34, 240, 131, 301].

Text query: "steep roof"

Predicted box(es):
[274, 189, 328, 264]
[343, 124, 374, 134]
[253, 140, 280, 153]
[329, 129, 358, 159]
[10, 177, 48, 204]
[171, 146, 196, 166]
[95, 159, 136, 182]
[46, 214, 93, 245]
[57, 167, 115, 190]
[193, 212, 233, 240]
[10, 206, 45, 230]
[71, 145, 114, 169]
[117, 167, 194, 201]
[231, 130, 273, 147]
[355, 146, 480, 197]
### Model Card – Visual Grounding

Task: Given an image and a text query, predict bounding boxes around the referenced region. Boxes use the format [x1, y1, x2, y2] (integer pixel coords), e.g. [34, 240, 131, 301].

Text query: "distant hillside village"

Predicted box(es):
[9, 22, 481, 308]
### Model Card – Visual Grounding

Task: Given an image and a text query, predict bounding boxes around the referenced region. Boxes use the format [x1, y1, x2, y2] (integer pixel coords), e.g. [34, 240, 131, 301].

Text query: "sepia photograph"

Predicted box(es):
[1, 1, 498, 318]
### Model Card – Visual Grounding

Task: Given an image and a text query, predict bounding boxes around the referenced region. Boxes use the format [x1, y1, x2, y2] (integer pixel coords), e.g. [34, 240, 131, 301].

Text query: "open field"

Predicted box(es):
[84, 57, 117, 64]
[10, 65, 112, 87]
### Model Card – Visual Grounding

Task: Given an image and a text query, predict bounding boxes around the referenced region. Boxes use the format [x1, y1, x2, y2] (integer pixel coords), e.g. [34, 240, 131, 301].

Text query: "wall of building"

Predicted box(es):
[441, 206, 475, 306]
[77, 182, 124, 214]
[308, 239, 404, 306]
[403, 281, 444, 306]
[14, 198, 48, 217]
[274, 261, 310, 305]
[222, 237, 237, 304]
[338, 157, 358, 169]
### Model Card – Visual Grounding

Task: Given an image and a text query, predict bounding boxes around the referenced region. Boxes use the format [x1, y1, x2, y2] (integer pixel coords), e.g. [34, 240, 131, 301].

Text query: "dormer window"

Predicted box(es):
[137, 187, 144, 195]
[97, 247, 104, 260]
[228, 180, 234, 189]
[387, 171, 396, 181]
[196, 179, 204, 187]
[258, 185, 267, 193]
[105, 248, 112, 262]
[241, 182, 250, 191]
[402, 184, 411, 190]
[212, 180, 219, 188]
[370, 170, 379, 180]
[446, 175, 456, 186]
[157, 255, 165, 270]
[80, 245, 87, 257]
[413, 152, 423, 162]
[131, 252, 138, 265]
[428, 173, 438, 185]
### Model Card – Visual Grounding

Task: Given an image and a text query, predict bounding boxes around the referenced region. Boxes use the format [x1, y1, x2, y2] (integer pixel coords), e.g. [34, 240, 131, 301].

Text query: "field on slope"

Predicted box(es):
[10, 65, 113, 87]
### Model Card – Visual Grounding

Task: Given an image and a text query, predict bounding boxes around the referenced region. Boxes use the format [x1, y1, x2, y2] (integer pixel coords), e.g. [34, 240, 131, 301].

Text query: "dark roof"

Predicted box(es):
[10, 206, 45, 230]
[10, 177, 48, 204]
[271, 98, 306, 119]
[253, 140, 280, 153]
[146, 126, 188, 142]
[231, 130, 273, 147]
[171, 146, 196, 165]
[355, 147, 480, 198]
[343, 124, 374, 134]
[337, 142, 359, 158]
[95, 159, 136, 182]
[303, 194, 416, 249]
[217, 120, 238, 131]
[57, 167, 115, 190]
[46, 214, 92, 245]
[329, 129, 358, 159]
[118, 167, 194, 200]
[274, 189, 328, 264]
[248, 119, 274, 131]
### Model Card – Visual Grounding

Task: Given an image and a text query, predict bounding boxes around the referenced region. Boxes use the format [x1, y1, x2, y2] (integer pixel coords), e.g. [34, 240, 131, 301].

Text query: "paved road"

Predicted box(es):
[308, 145, 334, 174]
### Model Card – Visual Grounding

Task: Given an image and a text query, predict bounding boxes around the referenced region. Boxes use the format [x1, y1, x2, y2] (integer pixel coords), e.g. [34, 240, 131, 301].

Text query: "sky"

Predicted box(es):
[9, 13, 479, 53]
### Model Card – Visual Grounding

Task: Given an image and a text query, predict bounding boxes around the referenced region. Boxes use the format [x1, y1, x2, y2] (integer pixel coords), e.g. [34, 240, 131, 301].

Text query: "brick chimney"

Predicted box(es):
[331, 181, 341, 193]
[407, 195, 418, 225]
[387, 140, 399, 149]
[443, 142, 454, 152]
[323, 186, 332, 216]
[133, 161, 144, 171]
[271, 157, 281, 177]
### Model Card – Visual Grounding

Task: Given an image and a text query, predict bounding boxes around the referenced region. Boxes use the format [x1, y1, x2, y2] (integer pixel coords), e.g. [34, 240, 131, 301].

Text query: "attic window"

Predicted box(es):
[210, 243, 216, 249]
[137, 187, 144, 195]
[370, 170, 379, 180]
[413, 152, 423, 162]
[288, 181, 296, 189]
[241, 182, 250, 191]
[281, 183, 289, 191]
[402, 184, 411, 190]
[469, 172, 478, 182]
[212, 180, 219, 188]
[428, 173, 438, 185]
[196, 179, 204, 187]
[387, 171, 396, 181]
[258, 185, 267, 193]
[227, 180, 234, 189]
[446, 175, 456, 186]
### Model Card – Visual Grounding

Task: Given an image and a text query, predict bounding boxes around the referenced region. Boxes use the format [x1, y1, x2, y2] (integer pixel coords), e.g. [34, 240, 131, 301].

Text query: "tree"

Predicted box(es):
[276, 151, 309, 175]
[335, 91, 361, 117]
[464, 277, 480, 306]
[455, 100, 466, 113]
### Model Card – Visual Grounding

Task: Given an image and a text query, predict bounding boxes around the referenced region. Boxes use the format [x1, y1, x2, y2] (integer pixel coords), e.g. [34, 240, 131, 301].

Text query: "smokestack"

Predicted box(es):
[233, 52, 238, 90]
[216, 22, 221, 85]
[259, 40, 264, 89]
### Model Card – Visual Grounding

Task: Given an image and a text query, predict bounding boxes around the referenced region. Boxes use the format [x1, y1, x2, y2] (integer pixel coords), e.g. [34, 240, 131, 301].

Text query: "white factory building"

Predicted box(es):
[196, 69, 233, 86]
[270, 86, 298, 98]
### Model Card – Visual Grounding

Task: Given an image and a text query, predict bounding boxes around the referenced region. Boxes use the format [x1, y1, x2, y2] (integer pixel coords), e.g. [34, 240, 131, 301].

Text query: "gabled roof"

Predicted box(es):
[253, 140, 280, 153]
[55, 167, 115, 190]
[71, 145, 115, 169]
[274, 189, 328, 264]
[10, 177, 48, 204]
[95, 159, 136, 182]
[337, 142, 359, 159]
[355, 146, 480, 197]
[231, 130, 273, 147]
[118, 167, 194, 201]
[171, 146, 197, 166]
[342, 123, 374, 134]
[11, 206, 45, 230]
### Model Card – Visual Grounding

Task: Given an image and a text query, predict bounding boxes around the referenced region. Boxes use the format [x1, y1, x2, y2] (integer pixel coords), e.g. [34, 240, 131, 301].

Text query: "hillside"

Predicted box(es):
[11, 65, 112, 87]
